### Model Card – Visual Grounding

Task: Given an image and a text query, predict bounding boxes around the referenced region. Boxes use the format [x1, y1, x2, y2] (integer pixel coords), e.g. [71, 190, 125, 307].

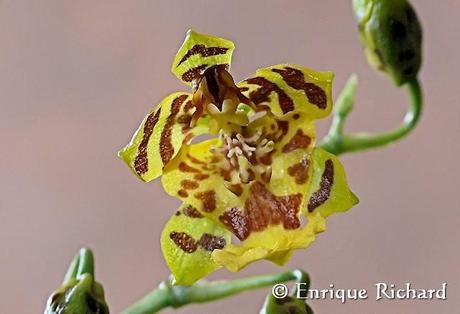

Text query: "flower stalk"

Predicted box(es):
[123, 269, 309, 314]
[319, 76, 422, 155]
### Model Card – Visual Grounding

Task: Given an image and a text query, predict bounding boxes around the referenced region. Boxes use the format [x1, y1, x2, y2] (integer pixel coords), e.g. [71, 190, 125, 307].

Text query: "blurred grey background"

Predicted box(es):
[1, 0, 459, 313]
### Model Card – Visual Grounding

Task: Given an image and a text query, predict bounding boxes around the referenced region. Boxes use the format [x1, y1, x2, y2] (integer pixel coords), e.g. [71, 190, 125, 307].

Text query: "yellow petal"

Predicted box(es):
[118, 92, 208, 182]
[161, 203, 231, 285]
[238, 64, 334, 119]
[305, 148, 359, 218]
[172, 30, 235, 86]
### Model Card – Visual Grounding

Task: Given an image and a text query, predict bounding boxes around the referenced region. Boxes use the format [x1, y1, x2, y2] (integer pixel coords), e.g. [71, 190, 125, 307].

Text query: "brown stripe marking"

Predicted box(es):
[245, 77, 294, 114]
[194, 173, 210, 181]
[182, 64, 208, 82]
[179, 162, 200, 173]
[288, 158, 309, 184]
[177, 114, 192, 132]
[160, 95, 188, 165]
[282, 129, 311, 153]
[308, 159, 334, 212]
[170, 231, 198, 253]
[187, 153, 206, 165]
[177, 45, 229, 67]
[134, 108, 162, 176]
[197, 233, 226, 251]
[183, 205, 203, 218]
[194, 190, 216, 212]
[183, 100, 194, 112]
[272, 67, 327, 109]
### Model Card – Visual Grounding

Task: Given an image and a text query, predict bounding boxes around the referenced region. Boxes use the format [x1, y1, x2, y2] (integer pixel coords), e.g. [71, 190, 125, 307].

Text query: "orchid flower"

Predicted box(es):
[119, 30, 358, 285]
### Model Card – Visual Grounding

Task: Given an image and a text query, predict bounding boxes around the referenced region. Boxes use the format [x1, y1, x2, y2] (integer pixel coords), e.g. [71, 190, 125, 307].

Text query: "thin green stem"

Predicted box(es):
[123, 269, 308, 314]
[319, 78, 423, 155]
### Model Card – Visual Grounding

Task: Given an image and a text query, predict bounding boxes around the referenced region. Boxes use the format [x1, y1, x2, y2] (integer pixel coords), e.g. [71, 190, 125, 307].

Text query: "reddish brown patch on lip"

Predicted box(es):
[177, 44, 229, 67]
[288, 158, 309, 184]
[183, 205, 203, 218]
[219, 208, 250, 240]
[283, 129, 311, 153]
[170, 231, 198, 253]
[308, 159, 334, 212]
[134, 108, 161, 176]
[160, 95, 188, 165]
[272, 67, 327, 109]
[197, 233, 226, 251]
[181, 180, 199, 190]
[245, 181, 302, 231]
[182, 64, 208, 82]
[245, 76, 295, 114]
[220, 182, 302, 240]
[194, 191, 216, 212]
[179, 162, 200, 173]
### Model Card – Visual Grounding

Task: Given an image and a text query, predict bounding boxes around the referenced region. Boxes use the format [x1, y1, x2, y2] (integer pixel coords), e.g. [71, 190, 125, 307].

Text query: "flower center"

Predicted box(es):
[217, 131, 274, 184]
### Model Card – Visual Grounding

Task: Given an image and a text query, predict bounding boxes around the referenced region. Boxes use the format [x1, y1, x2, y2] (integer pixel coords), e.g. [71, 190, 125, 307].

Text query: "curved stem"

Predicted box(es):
[123, 269, 309, 314]
[319, 78, 423, 155]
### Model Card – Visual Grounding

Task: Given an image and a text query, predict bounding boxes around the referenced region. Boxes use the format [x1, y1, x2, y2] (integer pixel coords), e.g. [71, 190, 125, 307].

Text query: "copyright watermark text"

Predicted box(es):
[271, 282, 448, 303]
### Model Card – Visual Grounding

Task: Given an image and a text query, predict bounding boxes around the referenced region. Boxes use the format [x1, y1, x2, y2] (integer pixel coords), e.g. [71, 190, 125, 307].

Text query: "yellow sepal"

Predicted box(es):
[172, 30, 235, 86]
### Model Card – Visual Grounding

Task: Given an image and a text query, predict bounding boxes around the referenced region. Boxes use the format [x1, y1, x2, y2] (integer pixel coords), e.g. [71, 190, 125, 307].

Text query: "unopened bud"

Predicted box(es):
[353, 0, 422, 85]
[44, 249, 109, 314]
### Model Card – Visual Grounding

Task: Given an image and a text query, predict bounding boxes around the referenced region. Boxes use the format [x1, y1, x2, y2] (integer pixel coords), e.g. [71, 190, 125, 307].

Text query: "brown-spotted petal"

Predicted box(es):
[119, 92, 209, 182]
[238, 64, 334, 119]
[172, 30, 235, 87]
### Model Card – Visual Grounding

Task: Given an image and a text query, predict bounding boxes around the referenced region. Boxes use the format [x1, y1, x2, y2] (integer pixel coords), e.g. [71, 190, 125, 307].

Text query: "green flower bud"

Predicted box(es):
[353, 0, 422, 86]
[44, 249, 109, 314]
